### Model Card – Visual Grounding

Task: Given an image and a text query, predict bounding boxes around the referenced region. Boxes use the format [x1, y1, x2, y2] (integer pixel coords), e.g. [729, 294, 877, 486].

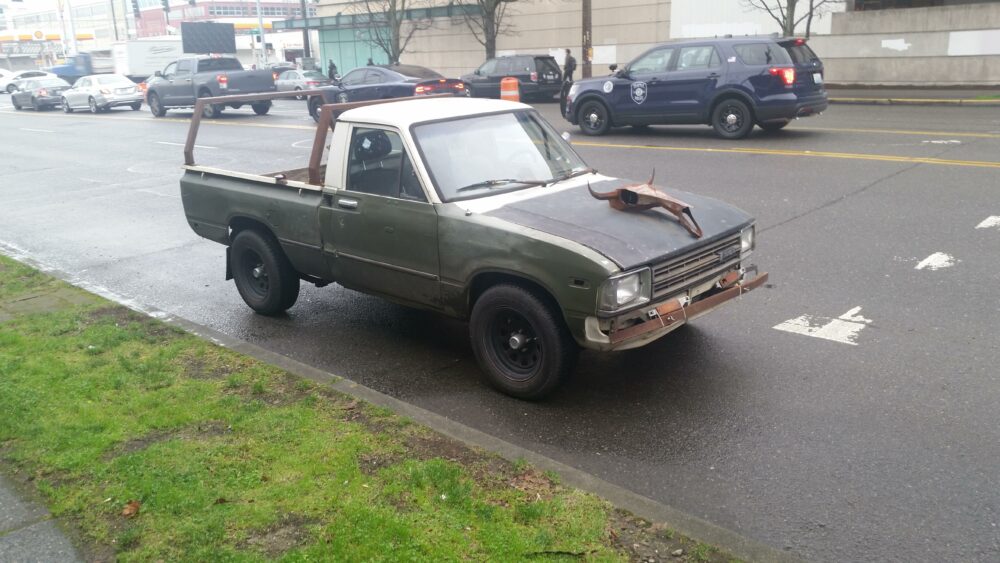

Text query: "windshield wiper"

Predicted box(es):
[455, 178, 547, 193]
[547, 167, 598, 186]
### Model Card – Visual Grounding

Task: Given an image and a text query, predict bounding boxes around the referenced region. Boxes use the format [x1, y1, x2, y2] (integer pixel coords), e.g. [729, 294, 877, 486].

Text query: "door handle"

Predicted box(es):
[708, 73, 720, 79]
[337, 198, 358, 210]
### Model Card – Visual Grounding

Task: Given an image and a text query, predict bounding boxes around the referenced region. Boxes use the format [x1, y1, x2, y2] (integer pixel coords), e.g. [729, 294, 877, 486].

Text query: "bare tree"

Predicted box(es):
[456, 0, 518, 60]
[355, 0, 433, 64]
[741, 0, 843, 38]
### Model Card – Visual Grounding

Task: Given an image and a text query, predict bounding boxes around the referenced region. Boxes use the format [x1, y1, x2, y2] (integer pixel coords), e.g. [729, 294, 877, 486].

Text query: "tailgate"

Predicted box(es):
[223, 70, 277, 94]
[778, 39, 825, 93]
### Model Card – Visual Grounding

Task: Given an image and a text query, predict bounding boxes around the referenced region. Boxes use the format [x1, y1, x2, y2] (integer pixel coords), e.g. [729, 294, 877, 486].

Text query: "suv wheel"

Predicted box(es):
[470, 284, 578, 400]
[712, 98, 754, 139]
[577, 100, 611, 136]
[231, 229, 300, 315]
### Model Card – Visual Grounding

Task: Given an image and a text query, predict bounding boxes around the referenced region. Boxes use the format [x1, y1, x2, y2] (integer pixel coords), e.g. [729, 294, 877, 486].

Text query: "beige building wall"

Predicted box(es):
[316, 0, 670, 77]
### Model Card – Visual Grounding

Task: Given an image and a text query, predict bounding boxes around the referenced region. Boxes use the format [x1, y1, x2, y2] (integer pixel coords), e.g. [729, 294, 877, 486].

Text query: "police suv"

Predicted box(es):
[563, 37, 828, 139]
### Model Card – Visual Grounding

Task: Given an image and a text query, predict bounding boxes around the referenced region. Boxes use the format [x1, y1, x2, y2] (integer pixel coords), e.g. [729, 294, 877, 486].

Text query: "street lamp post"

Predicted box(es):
[255, 0, 267, 66]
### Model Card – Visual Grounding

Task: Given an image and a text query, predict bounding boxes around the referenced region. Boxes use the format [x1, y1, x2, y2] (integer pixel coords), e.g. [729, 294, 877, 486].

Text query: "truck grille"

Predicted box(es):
[651, 233, 742, 299]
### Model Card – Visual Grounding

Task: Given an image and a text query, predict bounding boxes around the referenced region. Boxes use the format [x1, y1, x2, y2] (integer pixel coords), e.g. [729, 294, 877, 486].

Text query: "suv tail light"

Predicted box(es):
[218, 74, 229, 89]
[38, 88, 48, 96]
[530, 71, 538, 82]
[769, 67, 795, 86]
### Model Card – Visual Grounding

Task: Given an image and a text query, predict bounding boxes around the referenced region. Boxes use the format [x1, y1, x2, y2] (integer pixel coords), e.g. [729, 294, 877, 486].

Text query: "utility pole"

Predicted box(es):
[581, 0, 591, 79]
[108, 0, 120, 41]
[300, 0, 311, 58]
[255, 0, 267, 66]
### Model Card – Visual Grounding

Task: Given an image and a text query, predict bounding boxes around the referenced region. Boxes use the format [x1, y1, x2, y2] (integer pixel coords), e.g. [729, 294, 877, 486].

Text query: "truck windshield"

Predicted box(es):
[412, 110, 587, 202]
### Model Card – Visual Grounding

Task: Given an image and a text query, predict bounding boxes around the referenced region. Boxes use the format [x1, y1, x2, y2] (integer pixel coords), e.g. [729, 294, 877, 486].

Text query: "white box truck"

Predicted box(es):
[112, 39, 185, 81]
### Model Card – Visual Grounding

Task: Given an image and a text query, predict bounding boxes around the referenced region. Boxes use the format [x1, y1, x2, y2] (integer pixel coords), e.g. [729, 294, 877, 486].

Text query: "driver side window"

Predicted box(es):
[346, 127, 426, 202]
[478, 59, 498, 75]
[76, 78, 90, 89]
[162, 62, 177, 78]
[342, 70, 365, 86]
[630, 48, 674, 74]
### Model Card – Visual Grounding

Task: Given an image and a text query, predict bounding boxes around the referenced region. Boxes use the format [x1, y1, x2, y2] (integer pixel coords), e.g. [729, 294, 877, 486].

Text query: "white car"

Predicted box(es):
[1, 69, 57, 94]
[61, 74, 143, 113]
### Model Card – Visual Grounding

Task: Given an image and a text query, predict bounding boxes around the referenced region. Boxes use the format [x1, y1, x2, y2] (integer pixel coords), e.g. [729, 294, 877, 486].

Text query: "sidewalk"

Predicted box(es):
[826, 86, 1000, 106]
[0, 475, 81, 562]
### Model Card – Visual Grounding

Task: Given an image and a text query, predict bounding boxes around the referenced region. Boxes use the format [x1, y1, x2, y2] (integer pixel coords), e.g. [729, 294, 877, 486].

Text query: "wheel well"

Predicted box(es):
[709, 92, 755, 123]
[574, 95, 612, 123]
[198, 87, 213, 98]
[468, 272, 561, 318]
[229, 217, 275, 243]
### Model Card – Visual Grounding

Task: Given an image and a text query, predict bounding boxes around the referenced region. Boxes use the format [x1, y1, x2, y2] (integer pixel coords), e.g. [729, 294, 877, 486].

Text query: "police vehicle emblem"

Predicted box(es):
[631, 81, 647, 104]
[602, 80, 614, 93]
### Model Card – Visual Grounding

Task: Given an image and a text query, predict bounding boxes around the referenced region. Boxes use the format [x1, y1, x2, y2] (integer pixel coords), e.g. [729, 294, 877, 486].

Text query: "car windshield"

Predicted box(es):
[412, 110, 587, 202]
[97, 75, 133, 85]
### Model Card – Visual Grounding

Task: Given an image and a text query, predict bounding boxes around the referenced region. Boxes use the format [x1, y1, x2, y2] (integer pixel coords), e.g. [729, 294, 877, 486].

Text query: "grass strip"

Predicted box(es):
[0, 255, 740, 562]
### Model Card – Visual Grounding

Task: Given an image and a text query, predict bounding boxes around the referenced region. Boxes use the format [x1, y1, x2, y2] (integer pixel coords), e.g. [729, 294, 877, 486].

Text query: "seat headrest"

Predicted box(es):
[353, 130, 393, 162]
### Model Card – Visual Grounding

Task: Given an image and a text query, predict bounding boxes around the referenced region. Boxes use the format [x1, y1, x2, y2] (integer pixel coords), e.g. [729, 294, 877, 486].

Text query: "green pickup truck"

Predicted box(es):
[180, 94, 767, 399]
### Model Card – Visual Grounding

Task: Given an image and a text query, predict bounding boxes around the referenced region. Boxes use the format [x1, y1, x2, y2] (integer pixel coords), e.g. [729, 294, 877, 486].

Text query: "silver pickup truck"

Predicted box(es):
[145, 55, 275, 118]
[180, 93, 767, 399]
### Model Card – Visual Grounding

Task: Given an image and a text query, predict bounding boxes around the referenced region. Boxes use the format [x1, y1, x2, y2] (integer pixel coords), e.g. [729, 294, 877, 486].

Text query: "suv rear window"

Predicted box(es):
[733, 43, 792, 66]
[197, 58, 244, 72]
[783, 43, 820, 64]
[534, 57, 560, 75]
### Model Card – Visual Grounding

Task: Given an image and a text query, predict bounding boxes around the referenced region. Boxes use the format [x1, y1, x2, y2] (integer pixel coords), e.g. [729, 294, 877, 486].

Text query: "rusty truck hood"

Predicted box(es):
[482, 178, 754, 269]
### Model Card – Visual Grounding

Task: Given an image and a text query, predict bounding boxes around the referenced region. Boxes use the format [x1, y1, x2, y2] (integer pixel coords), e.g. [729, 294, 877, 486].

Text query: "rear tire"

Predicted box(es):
[251, 101, 271, 115]
[230, 229, 300, 315]
[148, 92, 166, 117]
[577, 100, 611, 136]
[6, 84, 16, 94]
[711, 98, 754, 139]
[130, 102, 141, 111]
[469, 284, 578, 400]
[199, 90, 223, 118]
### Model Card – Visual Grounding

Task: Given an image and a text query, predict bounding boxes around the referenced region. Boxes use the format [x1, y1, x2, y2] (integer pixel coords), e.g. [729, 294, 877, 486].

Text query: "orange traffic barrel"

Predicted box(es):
[500, 76, 520, 102]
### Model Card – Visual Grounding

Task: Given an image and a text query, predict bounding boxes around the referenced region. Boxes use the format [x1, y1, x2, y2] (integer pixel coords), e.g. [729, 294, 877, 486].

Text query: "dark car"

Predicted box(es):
[563, 37, 828, 139]
[11, 77, 72, 111]
[462, 54, 562, 101]
[307, 64, 467, 121]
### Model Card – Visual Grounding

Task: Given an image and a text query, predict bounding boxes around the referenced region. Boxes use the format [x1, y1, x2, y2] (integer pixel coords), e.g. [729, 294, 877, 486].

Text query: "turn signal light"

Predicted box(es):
[38, 88, 48, 96]
[769, 67, 795, 85]
[415, 85, 428, 94]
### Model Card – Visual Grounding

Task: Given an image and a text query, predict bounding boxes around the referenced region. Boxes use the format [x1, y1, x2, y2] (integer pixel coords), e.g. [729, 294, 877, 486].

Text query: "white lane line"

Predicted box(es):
[773, 306, 873, 346]
[975, 216, 1000, 230]
[921, 139, 961, 144]
[19, 127, 55, 133]
[137, 188, 180, 199]
[291, 139, 313, 149]
[915, 252, 957, 271]
[155, 141, 217, 149]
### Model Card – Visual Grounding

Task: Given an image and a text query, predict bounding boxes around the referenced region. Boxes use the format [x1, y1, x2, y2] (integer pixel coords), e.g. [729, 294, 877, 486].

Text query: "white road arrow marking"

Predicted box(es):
[773, 306, 873, 346]
[975, 216, 1000, 230]
[915, 252, 957, 270]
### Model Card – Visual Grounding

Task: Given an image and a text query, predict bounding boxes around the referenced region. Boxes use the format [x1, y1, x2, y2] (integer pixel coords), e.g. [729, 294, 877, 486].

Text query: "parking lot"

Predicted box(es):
[2, 96, 999, 561]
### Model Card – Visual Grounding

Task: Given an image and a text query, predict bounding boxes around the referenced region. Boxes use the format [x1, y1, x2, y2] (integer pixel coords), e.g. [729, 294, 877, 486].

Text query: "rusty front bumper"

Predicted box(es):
[581, 271, 769, 351]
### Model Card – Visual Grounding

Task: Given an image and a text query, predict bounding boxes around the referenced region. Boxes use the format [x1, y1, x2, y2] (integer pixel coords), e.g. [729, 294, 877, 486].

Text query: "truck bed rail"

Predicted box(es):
[184, 90, 452, 186]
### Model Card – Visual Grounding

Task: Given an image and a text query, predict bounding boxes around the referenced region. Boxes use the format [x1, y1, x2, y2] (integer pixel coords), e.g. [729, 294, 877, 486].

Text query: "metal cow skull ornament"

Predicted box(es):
[587, 170, 704, 238]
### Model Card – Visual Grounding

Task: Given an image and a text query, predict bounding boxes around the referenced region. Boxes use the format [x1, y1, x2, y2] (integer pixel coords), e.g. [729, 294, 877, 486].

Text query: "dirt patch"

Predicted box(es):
[103, 421, 232, 461]
[239, 514, 317, 558]
[403, 431, 516, 491]
[85, 306, 178, 340]
[609, 509, 733, 563]
[357, 451, 403, 476]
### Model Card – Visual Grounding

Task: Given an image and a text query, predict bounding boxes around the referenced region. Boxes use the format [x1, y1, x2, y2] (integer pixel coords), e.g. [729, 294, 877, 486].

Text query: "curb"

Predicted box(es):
[0, 243, 802, 563]
[830, 96, 1000, 107]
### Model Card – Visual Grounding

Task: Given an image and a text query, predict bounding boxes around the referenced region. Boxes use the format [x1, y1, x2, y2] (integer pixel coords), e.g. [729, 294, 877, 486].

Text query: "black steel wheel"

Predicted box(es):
[577, 100, 611, 136]
[308, 96, 322, 123]
[470, 284, 578, 400]
[148, 92, 166, 117]
[711, 98, 754, 139]
[231, 229, 300, 315]
[251, 101, 271, 115]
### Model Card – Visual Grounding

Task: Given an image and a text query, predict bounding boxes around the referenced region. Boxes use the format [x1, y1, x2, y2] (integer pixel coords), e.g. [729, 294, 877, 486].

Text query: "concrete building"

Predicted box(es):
[277, 0, 998, 86]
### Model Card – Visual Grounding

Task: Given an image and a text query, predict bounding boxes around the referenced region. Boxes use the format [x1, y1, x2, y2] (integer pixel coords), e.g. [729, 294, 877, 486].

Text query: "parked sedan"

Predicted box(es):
[275, 70, 331, 99]
[10, 77, 72, 110]
[1, 69, 57, 94]
[61, 74, 143, 113]
[307, 64, 467, 121]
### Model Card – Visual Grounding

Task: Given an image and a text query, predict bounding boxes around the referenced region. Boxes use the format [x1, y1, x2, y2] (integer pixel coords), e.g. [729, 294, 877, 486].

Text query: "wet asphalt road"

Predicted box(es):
[2, 96, 999, 562]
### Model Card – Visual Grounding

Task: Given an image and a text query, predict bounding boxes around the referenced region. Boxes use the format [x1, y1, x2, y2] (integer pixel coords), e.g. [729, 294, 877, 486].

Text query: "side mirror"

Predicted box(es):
[154, 70, 162, 77]
[474, 69, 481, 75]
[609, 64, 618, 72]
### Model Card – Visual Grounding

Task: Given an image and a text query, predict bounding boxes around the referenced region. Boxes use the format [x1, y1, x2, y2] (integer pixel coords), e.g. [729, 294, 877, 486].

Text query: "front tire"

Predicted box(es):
[294, 87, 304, 100]
[711, 98, 754, 139]
[251, 101, 271, 115]
[577, 100, 611, 136]
[230, 229, 300, 315]
[62, 98, 73, 113]
[148, 92, 166, 117]
[88, 96, 100, 114]
[31, 97, 40, 111]
[469, 284, 578, 400]
[308, 96, 322, 123]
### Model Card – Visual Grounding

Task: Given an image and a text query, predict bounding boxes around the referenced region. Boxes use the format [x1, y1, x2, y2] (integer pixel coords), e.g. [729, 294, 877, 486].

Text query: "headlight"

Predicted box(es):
[567, 83, 579, 98]
[740, 225, 755, 255]
[599, 268, 651, 313]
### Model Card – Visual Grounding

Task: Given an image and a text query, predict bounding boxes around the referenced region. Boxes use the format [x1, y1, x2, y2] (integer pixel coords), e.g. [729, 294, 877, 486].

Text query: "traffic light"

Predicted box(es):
[161, 0, 170, 13]
[131, 0, 141, 18]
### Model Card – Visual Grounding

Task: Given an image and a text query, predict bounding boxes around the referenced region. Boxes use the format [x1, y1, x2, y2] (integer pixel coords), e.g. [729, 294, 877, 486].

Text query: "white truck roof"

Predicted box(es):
[339, 97, 532, 129]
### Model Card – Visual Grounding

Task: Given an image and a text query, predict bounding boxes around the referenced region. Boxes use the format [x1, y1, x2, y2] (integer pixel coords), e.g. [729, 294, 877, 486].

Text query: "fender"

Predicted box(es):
[706, 87, 755, 122]
[572, 91, 619, 125]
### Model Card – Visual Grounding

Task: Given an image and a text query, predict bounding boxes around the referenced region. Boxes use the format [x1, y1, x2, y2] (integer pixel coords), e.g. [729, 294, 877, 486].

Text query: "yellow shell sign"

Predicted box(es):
[33, 30, 44, 39]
